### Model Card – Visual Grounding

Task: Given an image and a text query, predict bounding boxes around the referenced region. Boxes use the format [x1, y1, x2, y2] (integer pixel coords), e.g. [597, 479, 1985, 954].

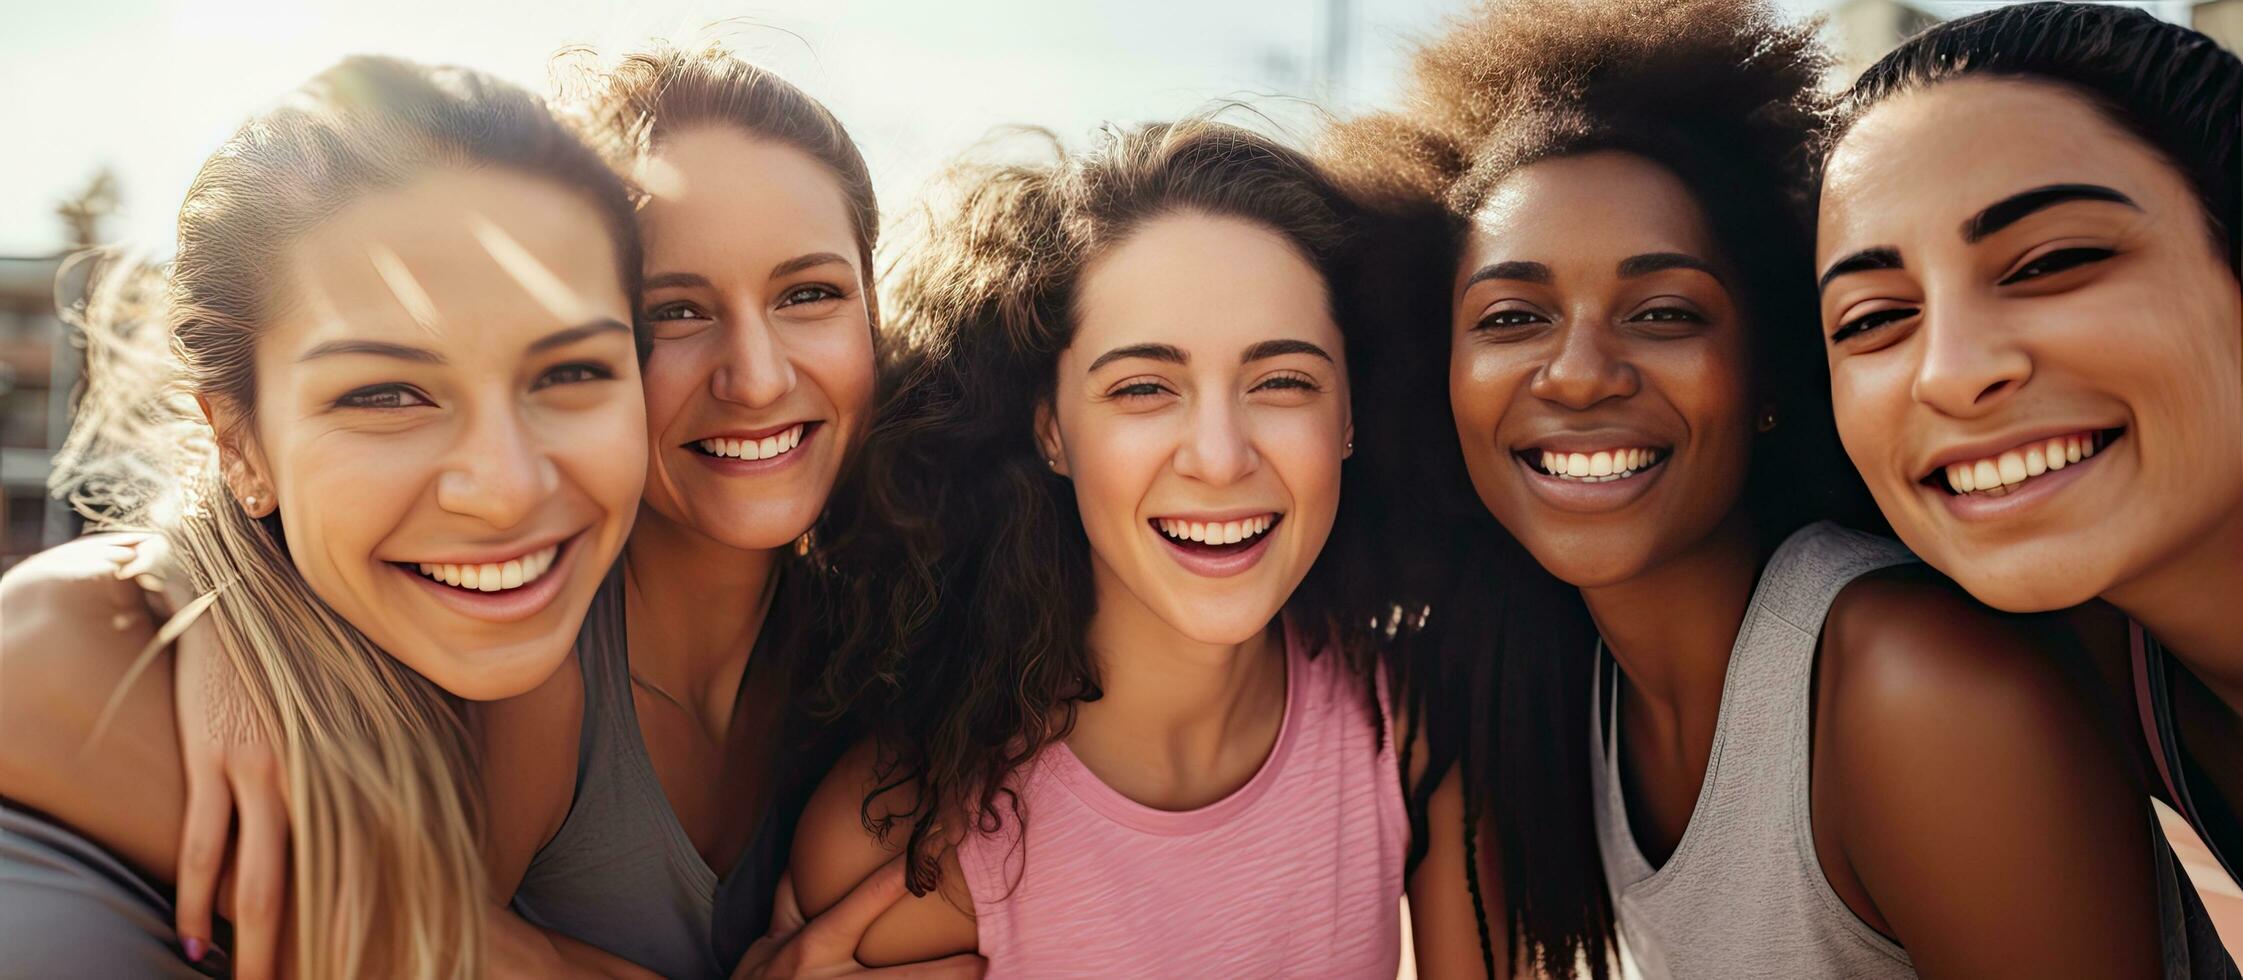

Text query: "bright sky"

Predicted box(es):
[5, 0, 2178, 257]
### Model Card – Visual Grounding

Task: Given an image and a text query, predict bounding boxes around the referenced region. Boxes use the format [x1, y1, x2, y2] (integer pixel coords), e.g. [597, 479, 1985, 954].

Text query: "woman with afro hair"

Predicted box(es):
[1326, 0, 2186, 976]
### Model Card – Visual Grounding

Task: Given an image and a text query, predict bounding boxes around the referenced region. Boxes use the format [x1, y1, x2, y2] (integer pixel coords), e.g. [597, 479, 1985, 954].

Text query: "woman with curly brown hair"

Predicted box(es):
[784, 120, 1442, 975]
[1326, 0, 2175, 976]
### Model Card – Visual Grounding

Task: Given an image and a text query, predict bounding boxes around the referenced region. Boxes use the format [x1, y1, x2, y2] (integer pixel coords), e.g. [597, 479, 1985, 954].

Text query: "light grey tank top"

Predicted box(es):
[510, 563, 729, 980]
[1589, 521, 1918, 980]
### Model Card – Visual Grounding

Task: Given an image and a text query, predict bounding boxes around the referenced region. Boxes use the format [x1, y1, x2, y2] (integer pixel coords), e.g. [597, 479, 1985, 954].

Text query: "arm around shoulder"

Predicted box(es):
[789, 737, 980, 966]
[1817, 568, 2162, 980]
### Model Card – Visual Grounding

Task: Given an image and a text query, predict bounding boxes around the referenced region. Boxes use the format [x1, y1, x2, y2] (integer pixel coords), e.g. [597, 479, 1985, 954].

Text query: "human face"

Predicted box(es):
[1451, 152, 1753, 589]
[1040, 213, 1352, 646]
[1818, 77, 2243, 612]
[238, 168, 644, 701]
[634, 128, 875, 551]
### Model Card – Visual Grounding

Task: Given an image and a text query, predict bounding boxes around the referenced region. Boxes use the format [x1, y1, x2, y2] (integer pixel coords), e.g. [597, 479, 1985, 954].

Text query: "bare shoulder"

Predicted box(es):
[789, 737, 979, 966]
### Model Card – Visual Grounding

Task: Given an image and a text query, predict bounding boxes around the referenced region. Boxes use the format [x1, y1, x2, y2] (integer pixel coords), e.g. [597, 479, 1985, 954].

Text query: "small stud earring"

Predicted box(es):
[1757, 409, 1779, 433]
[1345, 438, 1355, 454]
[1045, 458, 1057, 469]
[243, 494, 258, 509]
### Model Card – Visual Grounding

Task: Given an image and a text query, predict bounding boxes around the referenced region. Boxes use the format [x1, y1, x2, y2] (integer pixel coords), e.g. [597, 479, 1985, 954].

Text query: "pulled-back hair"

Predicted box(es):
[52, 55, 637, 978]
[829, 120, 1403, 897]
[1322, 1, 1856, 975]
[1822, 1, 2240, 278]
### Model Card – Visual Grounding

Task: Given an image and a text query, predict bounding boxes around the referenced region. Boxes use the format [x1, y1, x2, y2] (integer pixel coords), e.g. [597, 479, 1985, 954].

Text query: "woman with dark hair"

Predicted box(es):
[1327, 0, 2175, 975]
[785, 120, 1436, 975]
[1814, 2, 2242, 966]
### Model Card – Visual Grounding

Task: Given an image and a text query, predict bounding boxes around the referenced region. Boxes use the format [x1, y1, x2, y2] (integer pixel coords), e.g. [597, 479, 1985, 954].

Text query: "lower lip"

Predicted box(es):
[1154, 525, 1277, 578]
[1928, 444, 2109, 522]
[392, 535, 579, 625]
[1514, 454, 1668, 513]
[687, 424, 820, 476]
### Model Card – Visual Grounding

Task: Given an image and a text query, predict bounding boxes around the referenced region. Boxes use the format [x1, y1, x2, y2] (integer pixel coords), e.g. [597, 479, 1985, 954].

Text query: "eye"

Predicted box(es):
[647, 302, 709, 322]
[532, 362, 616, 391]
[1997, 246, 2115, 286]
[779, 284, 845, 308]
[1830, 307, 1917, 344]
[335, 384, 433, 410]
[1252, 373, 1318, 393]
[1109, 380, 1173, 400]
[1629, 306, 1703, 324]
[1472, 308, 1548, 331]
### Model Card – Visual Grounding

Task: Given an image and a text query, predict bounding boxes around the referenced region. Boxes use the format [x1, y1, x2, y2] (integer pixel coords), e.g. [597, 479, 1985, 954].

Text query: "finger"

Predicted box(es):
[769, 869, 807, 935]
[791, 857, 911, 959]
[172, 757, 234, 962]
[862, 954, 989, 979]
[228, 758, 289, 980]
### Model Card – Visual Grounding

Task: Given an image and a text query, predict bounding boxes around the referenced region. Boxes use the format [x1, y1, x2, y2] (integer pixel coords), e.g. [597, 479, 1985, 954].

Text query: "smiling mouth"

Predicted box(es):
[688, 422, 815, 462]
[1517, 446, 1667, 483]
[1151, 513, 1282, 556]
[1924, 428, 2121, 497]
[394, 539, 565, 593]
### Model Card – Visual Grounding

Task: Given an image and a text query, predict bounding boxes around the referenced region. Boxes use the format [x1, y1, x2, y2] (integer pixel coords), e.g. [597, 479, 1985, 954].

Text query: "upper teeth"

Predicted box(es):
[1157, 515, 1275, 545]
[1943, 433, 2097, 495]
[415, 544, 560, 593]
[1538, 448, 1661, 482]
[698, 424, 805, 461]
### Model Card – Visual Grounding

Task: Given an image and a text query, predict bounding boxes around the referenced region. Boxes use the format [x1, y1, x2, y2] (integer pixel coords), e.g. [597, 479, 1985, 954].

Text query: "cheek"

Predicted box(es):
[548, 396, 650, 516]
[638, 338, 716, 439]
[795, 321, 877, 429]
[1448, 341, 1520, 445]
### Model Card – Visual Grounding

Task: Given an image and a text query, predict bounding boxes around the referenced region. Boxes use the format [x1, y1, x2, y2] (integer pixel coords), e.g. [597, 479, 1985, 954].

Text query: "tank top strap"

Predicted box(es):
[572, 559, 634, 721]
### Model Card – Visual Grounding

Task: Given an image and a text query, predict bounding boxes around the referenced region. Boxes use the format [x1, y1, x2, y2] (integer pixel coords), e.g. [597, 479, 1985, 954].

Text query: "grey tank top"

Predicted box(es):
[510, 563, 734, 980]
[1589, 521, 1917, 980]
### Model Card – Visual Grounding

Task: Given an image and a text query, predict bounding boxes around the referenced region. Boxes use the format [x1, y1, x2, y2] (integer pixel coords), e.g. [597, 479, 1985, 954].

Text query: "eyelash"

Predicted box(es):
[645, 284, 846, 322]
[533, 362, 615, 390]
[1473, 309, 1546, 331]
[1831, 307, 1917, 344]
[335, 384, 431, 410]
[1106, 374, 1319, 399]
[1631, 306, 1702, 323]
[1998, 246, 2115, 286]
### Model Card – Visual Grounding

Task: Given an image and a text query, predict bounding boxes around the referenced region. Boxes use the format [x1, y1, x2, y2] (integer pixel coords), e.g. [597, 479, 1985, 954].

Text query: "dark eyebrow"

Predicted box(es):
[771, 251, 854, 280]
[1241, 339, 1333, 364]
[297, 340, 445, 364]
[1462, 260, 1553, 289]
[1817, 247, 1905, 294]
[1617, 252, 1723, 283]
[529, 318, 633, 354]
[1087, 343, 1188, 373]
[1963, 183, 2139, 243]
[643, 271, 710, 291]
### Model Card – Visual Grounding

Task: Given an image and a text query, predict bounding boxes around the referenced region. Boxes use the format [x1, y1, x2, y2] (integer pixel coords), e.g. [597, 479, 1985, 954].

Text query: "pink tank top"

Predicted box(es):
[955, 619, 1407, 978]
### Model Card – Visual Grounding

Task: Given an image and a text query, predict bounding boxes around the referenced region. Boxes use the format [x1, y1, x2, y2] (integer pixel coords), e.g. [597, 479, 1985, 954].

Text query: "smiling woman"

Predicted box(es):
[0, 55, 645, 978]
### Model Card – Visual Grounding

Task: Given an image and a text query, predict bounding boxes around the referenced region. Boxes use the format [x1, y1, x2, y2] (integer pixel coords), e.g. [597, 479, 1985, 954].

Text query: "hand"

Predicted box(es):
[122, 538, 290, 979]
[731, 859, 985, 980]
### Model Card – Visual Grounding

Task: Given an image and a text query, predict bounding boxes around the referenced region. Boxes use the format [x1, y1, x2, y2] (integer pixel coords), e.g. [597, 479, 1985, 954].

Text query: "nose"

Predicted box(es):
[1527, 322, 1638, 410]
[1910, 296, 2030, 418]
[436, 403, 557, 529]
[1173, 396, 1260, 488]
[711, 309, 799, 409]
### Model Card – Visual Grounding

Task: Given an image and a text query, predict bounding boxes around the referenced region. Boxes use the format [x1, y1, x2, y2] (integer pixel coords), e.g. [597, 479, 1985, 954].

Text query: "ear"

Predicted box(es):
[197, 393, 277, 518]
[1033, 399, 1070, 478]
[1342, 414, 1356, 461]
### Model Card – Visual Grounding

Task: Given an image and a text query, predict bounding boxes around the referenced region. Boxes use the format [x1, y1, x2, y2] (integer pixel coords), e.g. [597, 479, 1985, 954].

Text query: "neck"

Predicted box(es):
[622, 505, 780, 725]
[2105, 502, 2243, 716]
[1070, 560, 1288, 774]
[1580, 509, 1763, 719]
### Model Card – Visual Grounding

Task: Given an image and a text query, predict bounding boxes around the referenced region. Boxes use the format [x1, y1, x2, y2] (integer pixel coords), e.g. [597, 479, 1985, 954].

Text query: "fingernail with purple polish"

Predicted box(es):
[183, 937, 206, 963]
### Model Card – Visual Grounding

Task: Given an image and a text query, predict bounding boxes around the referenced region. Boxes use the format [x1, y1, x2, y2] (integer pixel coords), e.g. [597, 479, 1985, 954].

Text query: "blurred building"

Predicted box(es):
[0, 175, 104, 569]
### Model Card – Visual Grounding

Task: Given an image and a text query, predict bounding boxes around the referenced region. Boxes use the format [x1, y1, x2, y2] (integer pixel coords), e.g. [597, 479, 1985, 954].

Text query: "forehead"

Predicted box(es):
[1073, 212, 1340, 356]
[276, 168, 626, 358]
[1820, 76, 2178, 255]
[1463, 152, 1719, 275]
[636, 127, 859, 270]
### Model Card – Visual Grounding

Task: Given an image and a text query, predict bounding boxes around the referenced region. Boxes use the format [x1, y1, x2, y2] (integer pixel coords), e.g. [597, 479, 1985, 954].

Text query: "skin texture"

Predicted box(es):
[1435, 151, 2163, 978]
[1818, 76, 2243, 825]
[789, 212, 1359, 967]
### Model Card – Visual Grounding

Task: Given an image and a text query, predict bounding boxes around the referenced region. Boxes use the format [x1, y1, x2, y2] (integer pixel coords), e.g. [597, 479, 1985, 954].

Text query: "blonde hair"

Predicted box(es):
[51, 55, 640, 977]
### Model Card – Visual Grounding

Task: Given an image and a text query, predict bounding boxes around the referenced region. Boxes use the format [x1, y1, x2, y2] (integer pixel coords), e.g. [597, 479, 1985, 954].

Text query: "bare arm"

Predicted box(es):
[1816, 569, 2163, 980]
[789, 739, 980, 967]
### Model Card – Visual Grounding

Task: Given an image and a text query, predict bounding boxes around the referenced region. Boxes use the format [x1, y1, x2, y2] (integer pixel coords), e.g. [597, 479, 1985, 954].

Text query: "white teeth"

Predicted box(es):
[696, 424, 807, 461]
[1940, 432, 2107, 495]
[1534, 447, 1662, 482]
[412, 543, 562, 593]
[1157, 515, 1277, 545]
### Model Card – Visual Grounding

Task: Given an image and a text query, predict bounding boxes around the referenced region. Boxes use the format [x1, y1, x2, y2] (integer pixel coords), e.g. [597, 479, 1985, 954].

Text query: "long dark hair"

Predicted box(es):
[1820, 1, 2240, 279]
[1322, 0, 1863, 974]
[823, 120, 1410, 896]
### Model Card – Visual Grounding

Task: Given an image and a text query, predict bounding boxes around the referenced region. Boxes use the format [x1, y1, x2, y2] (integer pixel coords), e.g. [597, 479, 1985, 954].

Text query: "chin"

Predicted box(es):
[1156, 596, 1286, 646]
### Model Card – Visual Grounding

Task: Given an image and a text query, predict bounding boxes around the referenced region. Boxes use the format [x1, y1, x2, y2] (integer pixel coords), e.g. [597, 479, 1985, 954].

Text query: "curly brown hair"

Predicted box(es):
[1322, 1, 1854, 977]
[821, 119, 1412, 898]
